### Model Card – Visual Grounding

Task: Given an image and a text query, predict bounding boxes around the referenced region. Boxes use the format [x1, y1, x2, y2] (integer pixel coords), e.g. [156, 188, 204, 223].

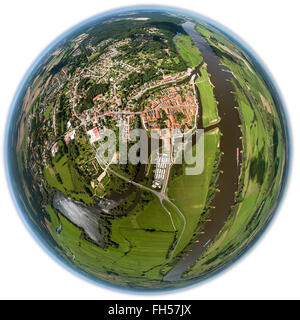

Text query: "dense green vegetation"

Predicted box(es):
[44, 152, 95, 205]
[78, 82, 110, 112]
[88, 13, 185, 45]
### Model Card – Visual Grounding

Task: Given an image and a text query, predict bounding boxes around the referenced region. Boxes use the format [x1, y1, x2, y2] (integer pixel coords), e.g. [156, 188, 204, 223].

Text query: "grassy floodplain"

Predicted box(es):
[166, 129, 221, 257]
[44, 153, 95, 205]
[176, 34, 219, 128]
[181, 22, 287, 279]
[175, 35, 203, 67]
[196, 64, 220, 127]
[184, 91, 285, 278]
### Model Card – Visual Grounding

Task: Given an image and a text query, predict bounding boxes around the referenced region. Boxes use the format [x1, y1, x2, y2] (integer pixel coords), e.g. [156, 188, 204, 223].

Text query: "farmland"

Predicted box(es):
[8, 9, 288, 290]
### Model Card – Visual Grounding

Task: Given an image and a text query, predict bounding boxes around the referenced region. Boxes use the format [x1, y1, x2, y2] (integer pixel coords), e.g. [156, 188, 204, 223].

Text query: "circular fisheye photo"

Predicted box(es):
[5, 6, 289, 291]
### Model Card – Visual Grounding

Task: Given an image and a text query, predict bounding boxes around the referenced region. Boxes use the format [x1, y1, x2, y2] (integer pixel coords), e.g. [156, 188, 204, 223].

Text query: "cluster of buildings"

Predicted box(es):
[86, 114, 134, 145]
[87, 127, 106, 144]
[78, 39, 132, 81]
[161, 74, 180, 83]
[141, 85, 197, 131]
[67, 38, 145, 128]
[59, 36, 198, 162]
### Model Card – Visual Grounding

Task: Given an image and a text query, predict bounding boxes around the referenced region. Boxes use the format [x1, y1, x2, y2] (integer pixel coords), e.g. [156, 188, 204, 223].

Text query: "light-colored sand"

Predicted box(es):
[206, 127, 220, 135]
[259, 92, 272, 114]
[48, 166, 55, 176]
[97, 171, 106, 183]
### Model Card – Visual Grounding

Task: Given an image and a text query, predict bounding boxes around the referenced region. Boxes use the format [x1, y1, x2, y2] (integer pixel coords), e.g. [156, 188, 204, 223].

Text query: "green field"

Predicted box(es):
[109, 193, 178, 279]
[176, 35, 203, 67]
[196, 64, 220, 127]
[136, 197, 174, 232]
[45, 190, 178, 287]
[167, 129, 221, 256]
[88, 52, 100, 62]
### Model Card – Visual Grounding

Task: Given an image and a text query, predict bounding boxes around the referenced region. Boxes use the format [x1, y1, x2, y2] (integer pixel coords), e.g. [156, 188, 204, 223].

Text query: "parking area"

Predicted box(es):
[152, 153, 169, 189]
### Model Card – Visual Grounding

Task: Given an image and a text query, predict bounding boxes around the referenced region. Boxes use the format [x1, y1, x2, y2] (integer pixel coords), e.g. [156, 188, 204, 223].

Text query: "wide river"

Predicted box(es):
[51, 21, 243, 282]
[164, 21, 243, 281]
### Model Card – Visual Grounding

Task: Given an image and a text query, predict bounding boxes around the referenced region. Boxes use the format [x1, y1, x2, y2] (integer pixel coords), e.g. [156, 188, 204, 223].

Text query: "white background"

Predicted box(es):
[0, 0, 299, 300]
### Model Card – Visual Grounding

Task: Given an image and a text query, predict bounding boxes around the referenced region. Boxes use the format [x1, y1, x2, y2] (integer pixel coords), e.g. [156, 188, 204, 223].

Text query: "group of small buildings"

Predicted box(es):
[87, 126, 106, 144]
[161, 74, 180, 83]
[141, 85, 197, 131]
[86, 115, 133, 145]
[58, 36, 198, 169]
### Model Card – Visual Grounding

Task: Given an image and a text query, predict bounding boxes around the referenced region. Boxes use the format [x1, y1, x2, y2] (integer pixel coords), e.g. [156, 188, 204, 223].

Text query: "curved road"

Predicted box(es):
[107, 164, 187, 258]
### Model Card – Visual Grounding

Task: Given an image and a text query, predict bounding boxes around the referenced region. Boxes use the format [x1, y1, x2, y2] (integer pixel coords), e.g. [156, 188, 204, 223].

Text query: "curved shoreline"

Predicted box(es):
[164, 21, 243, 282]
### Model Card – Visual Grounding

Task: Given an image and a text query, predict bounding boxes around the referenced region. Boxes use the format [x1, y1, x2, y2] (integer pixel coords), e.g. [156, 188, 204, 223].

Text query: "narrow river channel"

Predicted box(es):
[164, 21, 243, 281]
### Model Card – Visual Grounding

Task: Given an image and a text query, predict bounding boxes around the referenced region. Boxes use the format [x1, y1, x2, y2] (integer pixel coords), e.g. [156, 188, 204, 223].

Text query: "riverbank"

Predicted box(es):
[164, 21, 243, 282]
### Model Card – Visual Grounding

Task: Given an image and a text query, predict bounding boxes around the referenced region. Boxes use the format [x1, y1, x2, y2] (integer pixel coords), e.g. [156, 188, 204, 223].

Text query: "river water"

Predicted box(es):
[51, 21, 243, 281]
[164, 21, 243, 281]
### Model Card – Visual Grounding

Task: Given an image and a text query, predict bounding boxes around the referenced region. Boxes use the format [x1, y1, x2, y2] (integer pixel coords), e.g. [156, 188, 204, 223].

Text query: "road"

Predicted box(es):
[106, 160, 187, 258]
[64, 59, 201, 264]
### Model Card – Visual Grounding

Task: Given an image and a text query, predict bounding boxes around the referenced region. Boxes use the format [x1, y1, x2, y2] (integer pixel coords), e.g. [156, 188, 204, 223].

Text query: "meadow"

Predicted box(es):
[196, 64, 220, 128]
[176, 35, 203, 67]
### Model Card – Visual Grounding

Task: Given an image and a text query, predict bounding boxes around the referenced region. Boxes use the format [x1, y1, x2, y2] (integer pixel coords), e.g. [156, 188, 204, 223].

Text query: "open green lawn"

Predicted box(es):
[88, 52, 100, 62]
[136, 197, 174, 232]
[195, 24, 212, 38]
[44, 154, 76, 192]
[196, 64, 220, 128]
[176, 35, 203, 67]
[108, 192, 179, 278]
[167, 129, 221, 256]
[113, 228, 174, 274]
